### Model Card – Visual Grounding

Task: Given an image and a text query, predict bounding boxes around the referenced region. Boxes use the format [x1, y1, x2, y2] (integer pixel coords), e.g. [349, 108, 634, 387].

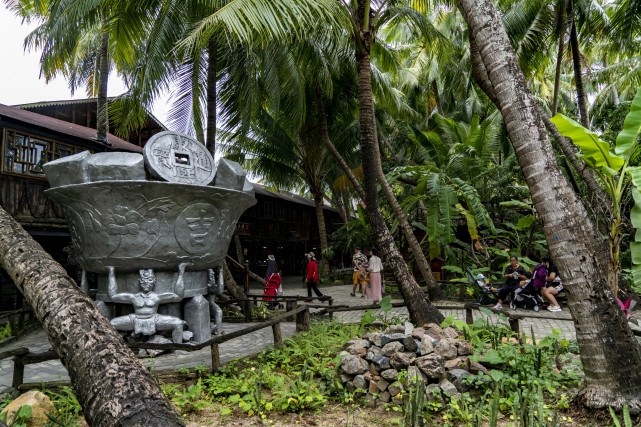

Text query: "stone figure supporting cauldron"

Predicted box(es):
[107, 264, 188, 343]
[43, 131, 257, 344]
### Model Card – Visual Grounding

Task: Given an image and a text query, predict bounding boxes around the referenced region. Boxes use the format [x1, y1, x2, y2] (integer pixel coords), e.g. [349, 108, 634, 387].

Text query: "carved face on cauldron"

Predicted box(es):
[138, 269, 157, 293]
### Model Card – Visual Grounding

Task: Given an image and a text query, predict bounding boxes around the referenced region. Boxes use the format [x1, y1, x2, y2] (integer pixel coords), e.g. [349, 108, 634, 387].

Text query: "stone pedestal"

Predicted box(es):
[184, 295, 211, 343]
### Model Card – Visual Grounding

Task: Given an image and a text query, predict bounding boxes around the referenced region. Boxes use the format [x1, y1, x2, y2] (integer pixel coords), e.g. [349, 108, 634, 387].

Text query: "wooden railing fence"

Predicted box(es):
[1, 306, 311, 391]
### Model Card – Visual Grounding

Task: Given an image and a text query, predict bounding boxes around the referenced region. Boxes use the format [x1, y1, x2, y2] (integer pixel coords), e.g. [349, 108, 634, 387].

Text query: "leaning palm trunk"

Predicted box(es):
[354, 0, 443, 325]
[459, 0, 641, 412]
[314, 86, 443, 300]
[373, 146, 444, 300]
[95, 27, 110, 143]
[0, 208, 183, 426]
[470, 33, 610, 222]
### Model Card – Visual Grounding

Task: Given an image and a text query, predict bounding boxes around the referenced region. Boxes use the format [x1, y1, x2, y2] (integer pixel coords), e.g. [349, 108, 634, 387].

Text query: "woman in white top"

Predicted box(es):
[367, 247, 383, 303]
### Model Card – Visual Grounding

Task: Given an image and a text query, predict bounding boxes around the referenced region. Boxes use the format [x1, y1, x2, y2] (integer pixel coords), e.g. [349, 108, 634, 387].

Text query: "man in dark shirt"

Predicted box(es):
[493, 255, 527, 310]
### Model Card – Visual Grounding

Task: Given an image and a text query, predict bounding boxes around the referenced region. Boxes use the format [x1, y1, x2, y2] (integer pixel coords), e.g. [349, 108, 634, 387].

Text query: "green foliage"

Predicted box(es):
[403, 377, 426, 427]
[0, 323, 12, 341]
[552, 89, 641, 293]
[0, 405, 31, 427]
[163, 378, 213, 414]
[329, 204, 374, 253]
[251, 303, 271, 320]
[359, 296, 396, 327]
[43, 386, 83, 427]
[551, 114, 625, 173]
[609, 404, 633, 427]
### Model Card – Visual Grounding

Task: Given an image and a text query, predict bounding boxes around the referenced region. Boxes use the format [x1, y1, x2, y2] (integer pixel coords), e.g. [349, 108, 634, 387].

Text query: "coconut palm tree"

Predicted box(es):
[6, 0, 144, 142]
[458, 0, 641, 411]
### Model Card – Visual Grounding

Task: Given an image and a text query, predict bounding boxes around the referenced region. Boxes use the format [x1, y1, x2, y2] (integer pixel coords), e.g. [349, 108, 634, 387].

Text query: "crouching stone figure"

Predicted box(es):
[107, 264, 188, 343]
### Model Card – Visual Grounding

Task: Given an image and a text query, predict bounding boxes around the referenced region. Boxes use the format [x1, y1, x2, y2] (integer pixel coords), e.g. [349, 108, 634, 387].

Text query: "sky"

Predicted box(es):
[0, 7, 171, 125]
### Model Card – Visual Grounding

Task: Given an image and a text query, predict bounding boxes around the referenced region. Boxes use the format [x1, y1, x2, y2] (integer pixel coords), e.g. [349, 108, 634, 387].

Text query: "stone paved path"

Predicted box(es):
[0, 276, 576, 392]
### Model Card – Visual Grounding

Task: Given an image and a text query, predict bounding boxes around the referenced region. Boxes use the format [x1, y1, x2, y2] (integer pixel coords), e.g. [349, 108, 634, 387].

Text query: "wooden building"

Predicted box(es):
[13, 98, 165, 147]
[0, 101, 346, 307]
[0, 103, 143, 310]
[235, 184, 344, 277]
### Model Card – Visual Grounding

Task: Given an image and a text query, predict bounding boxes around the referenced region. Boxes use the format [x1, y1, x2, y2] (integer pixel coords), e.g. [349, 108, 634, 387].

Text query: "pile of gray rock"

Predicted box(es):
[338, 322, 490, 407]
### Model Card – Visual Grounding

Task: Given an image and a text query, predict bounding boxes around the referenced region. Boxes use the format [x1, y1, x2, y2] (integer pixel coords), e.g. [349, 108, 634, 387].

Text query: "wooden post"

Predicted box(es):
[8, 315, 16, 336]
[272, 323, 282, 347]
[328, 298, 334, 319]
[244, 300, 252, 323]
[244, 265, 250, 293]
[12, 356, 24, 389]
[210, 343, 220, 373]
[286, 301, 297, 322]
[508, 316, 520, 336]
[296, 307, 310, 332]
[18, 311, 24, 331]
[459, 282, 466, 301]
[465, 307, 473, 325]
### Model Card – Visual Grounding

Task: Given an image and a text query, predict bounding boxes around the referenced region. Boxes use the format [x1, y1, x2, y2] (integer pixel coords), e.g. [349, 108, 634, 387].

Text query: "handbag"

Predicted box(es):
[357, 268, 369, 282]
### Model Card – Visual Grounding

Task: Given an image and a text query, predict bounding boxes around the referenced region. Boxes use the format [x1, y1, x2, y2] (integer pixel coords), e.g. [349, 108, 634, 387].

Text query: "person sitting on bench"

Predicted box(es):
[494, 256, 527, 310]
[540, 256, 563, 312]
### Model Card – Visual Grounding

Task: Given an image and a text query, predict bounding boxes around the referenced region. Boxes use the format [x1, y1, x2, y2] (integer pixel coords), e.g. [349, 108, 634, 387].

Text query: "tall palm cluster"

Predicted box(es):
[6, 0, 641, 291]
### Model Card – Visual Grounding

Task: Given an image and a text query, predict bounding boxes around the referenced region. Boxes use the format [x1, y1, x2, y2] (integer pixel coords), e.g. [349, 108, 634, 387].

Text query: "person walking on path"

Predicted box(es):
[540, 256, 564, 312]
[265, 254, 278, 280]
[305, 252, 323, 302]
[366, 248, 383, 303]
[494, 255, 527, 310]
[351, 247, 368, 298]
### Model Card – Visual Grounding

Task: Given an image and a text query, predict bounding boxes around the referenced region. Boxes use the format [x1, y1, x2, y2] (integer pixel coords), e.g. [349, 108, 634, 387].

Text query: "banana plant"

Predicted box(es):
[551, 90, 641, 297]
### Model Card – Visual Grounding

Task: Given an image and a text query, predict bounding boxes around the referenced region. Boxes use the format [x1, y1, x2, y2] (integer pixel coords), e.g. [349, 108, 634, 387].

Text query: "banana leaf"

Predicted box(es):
[615, 90, 641, 156]
[551, 114, 624, 173]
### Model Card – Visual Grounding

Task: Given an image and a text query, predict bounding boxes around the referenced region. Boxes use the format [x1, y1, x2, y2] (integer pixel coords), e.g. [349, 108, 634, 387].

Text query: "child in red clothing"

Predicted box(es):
[305, 252, 323, 302]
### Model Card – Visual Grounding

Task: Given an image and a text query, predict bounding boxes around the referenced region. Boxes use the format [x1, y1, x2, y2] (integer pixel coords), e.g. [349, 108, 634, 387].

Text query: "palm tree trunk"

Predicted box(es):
[233, 232, 245, 264]
[552, 3, 567, 116]
[314, 85, 367, 200]
[206, 38, 217, 158]
[314, 84, 441, 298]
[96, 28, 110, 144]
[568, 0, 590, 128]
[459, 0, 641, 412]
[332, 188, 349, 224]
[354, 0, 443, 325]
[0, 208, 183, 426]
[373, 139, 444, 300]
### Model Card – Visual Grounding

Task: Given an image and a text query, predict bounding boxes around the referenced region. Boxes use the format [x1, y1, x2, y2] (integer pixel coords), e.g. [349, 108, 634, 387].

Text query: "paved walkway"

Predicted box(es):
[0, 276, 576, 392]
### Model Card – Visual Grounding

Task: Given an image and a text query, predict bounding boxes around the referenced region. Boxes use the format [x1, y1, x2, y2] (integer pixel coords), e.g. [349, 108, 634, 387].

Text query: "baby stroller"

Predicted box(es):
[466, 267, 498, 305]
[511, 280, 547, 312]
[263, 273, 284, 310]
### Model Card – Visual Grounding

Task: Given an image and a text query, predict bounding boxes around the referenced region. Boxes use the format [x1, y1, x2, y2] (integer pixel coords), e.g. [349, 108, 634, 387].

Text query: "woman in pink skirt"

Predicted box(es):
[366, 247, 383, 303]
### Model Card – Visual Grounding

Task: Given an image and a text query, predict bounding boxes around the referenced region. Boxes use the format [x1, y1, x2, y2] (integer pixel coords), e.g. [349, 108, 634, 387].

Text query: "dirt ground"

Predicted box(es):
[183, 404, 405, 427]
[179, 402, 624, 427]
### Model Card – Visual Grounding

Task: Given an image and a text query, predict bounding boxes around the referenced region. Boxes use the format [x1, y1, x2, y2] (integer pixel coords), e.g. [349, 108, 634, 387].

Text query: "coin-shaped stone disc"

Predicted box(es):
[144, 131, 216, 185]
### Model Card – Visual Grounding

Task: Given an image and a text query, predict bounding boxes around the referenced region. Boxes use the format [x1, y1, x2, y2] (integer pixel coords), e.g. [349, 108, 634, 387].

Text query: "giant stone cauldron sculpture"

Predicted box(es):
[43, 131, 256, 344]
